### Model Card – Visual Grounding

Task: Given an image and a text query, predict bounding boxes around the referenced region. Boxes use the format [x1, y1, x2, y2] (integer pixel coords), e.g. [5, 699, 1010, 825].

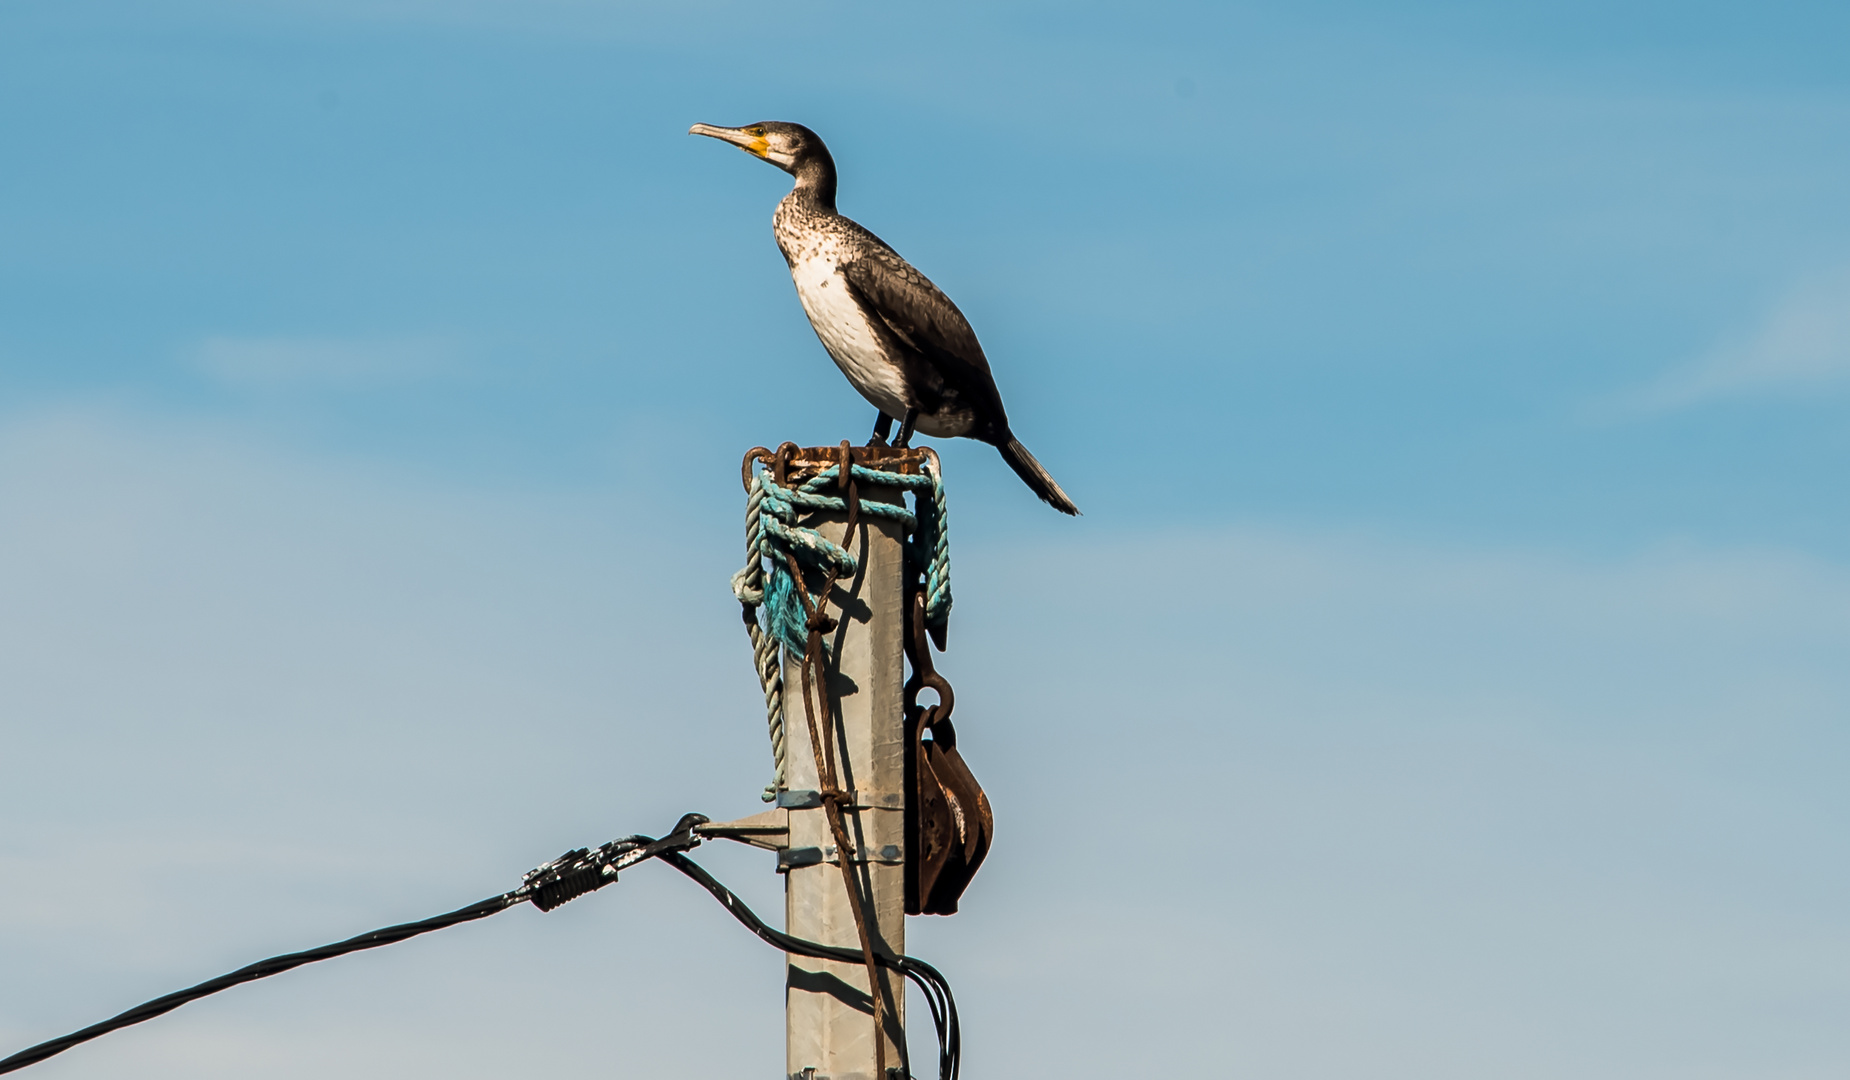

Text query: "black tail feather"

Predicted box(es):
[997, 437, 1080, 515]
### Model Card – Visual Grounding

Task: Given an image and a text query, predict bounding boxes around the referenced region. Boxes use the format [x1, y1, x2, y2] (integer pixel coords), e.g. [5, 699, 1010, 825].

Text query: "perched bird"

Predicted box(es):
[689, 121, 1080, 515]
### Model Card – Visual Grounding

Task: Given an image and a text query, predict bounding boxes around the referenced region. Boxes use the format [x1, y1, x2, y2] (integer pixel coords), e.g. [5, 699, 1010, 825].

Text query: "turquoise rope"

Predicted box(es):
[731, 460, 952, 799]
[743, 464, 949, 655]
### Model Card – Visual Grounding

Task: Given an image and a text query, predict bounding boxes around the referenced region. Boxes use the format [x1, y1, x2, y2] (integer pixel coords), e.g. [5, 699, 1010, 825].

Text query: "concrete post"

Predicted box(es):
[779, 451, 911, 1080]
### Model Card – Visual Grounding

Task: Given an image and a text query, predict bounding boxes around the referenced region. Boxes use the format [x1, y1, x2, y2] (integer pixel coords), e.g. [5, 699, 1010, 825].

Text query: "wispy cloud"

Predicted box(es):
[1615, 271, 1850, 413]
[190, 334, 462, 388]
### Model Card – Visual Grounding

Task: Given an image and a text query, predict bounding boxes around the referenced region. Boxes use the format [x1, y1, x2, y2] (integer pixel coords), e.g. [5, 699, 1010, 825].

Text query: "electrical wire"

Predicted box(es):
[660, 850, 961, 1080]
[0, 820, 960, 1080]
[0, 894, 518, 1075]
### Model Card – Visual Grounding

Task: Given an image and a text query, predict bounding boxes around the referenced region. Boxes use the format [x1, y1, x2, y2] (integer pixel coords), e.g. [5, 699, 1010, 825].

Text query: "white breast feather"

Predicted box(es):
[786, 247, 912, 419]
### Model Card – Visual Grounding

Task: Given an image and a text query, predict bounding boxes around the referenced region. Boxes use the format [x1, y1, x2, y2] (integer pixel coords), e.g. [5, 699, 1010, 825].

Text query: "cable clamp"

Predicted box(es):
[778, 843, 903, 870]
[519, 813, 709, 912]
[776, 789, 903, 810]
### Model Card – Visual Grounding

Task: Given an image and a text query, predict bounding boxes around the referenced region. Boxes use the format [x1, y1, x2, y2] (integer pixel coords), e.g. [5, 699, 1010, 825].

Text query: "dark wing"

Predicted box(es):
[840, 246, 1011, 435]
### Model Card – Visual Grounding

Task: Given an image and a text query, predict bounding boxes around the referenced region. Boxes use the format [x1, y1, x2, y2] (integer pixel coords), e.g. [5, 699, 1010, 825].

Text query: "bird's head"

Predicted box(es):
[688, 121, 831, 179]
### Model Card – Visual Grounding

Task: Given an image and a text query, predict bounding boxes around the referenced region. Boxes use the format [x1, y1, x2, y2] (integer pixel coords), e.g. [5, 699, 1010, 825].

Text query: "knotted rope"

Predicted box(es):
[731, 445, 950, 800]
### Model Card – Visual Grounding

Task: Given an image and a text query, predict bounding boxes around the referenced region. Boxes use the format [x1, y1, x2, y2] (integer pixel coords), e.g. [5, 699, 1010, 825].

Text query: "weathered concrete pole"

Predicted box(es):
[778, 447, 915, 1080]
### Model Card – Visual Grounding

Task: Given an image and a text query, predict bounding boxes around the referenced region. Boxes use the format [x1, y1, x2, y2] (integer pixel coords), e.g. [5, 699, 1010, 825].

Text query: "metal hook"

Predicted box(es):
[774, 442, 799, 489]
[740, 446, 774, 493]
[906, 590, 954, 723]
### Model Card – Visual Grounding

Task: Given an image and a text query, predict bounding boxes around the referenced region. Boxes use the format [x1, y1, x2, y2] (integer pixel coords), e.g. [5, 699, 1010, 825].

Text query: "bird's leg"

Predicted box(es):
[894, 408, 920, 449]
[866, 411, 894, 447]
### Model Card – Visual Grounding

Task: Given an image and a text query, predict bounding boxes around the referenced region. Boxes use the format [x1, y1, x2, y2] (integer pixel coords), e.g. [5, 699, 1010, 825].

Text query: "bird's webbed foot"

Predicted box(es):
[866, 411, 894, 447]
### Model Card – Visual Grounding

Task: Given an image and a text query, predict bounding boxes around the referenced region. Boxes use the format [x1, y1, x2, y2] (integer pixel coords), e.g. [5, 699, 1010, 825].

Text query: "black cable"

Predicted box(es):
[0, 894, 517, 1075]
[0, 818, 960, 1080]
[0, 820, 705, 1076]
[660, 851, 961, 1080]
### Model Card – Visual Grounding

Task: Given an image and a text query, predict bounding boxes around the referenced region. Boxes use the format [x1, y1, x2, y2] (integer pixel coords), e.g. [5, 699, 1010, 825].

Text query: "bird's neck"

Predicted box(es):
[788, 153, 837, 213]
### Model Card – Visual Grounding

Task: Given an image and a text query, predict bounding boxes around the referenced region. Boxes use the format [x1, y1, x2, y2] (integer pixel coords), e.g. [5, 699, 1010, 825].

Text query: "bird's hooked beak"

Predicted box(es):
[689, 123, 769, 160]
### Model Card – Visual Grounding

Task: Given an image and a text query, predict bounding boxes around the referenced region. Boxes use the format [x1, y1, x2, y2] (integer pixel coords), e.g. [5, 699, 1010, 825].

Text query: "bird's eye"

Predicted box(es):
[749, 127, 765, 136]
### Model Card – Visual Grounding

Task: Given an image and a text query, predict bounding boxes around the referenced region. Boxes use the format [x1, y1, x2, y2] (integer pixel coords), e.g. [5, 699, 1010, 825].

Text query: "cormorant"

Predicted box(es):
[689, 120, 1080, 516]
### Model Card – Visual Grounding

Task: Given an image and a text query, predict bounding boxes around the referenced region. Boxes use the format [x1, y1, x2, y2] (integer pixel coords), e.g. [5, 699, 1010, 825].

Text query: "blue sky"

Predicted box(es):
[3, 2, 1849, 1077]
